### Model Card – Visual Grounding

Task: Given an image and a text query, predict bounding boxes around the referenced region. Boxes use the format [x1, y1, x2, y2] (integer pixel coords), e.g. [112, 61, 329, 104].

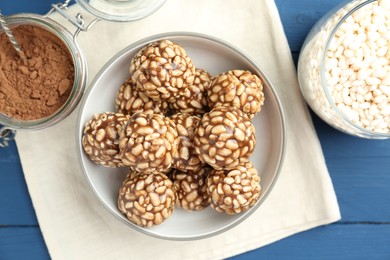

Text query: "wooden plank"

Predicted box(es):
[328, 157, 390, 223]
[1, 224, 390, 259]
[274, 0, 345, 52]
[0, 227, 49, 260]
[0, 142, 38, 225]
[1, 1, 49, 15]
[313, 114, 390, 158]
[291, 52, 299, 66]
[0, 0, 68, 15]
[0, 140, 19, 164]
[230, 224, 390, 259]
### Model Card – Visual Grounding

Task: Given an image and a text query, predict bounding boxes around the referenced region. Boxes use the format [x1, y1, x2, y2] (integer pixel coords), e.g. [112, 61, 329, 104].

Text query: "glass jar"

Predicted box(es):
[0, 0, 166, 146]
[0, 12, 87, 131]
[298, 0, 390, 139]
[76, 0, 167, 22]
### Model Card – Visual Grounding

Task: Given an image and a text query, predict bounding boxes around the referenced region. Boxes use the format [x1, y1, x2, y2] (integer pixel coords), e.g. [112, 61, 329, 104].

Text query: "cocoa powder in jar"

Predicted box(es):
[0, 24, 74, 120]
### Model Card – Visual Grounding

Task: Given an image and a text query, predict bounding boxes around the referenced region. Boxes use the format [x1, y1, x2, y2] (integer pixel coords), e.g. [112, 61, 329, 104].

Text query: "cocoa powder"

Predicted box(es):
[0, 24, 74, 120]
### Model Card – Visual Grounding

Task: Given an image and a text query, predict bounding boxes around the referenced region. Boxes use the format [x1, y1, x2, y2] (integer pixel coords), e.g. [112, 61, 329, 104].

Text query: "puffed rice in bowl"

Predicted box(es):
[298, 0, 390, 139]
[76, 32, 286, 240]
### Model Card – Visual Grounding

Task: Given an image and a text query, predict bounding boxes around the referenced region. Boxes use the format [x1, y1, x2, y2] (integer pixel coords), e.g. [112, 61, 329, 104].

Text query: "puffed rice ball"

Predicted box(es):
[118, 171, 177, 227]
[82, 112, 130, 167]
[119, 111, 179, 173]
[115, 77, 168, 115]
[207, 70, 265, 118]
[194, 106, 256, 170]
[168, 68, 211, 115]
[171, 166, 212, 211]
[206, 162, 261, 214]
[169, 113, 203, 171]
[130, 40, 196, 101]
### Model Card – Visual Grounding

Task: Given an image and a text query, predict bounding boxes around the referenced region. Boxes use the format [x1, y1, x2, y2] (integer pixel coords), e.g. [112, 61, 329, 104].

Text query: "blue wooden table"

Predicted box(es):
[1, 0, 390, 259]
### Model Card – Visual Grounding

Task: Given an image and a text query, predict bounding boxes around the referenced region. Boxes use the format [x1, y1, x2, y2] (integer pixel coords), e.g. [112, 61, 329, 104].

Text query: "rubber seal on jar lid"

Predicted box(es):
[75, 0, 166, 22]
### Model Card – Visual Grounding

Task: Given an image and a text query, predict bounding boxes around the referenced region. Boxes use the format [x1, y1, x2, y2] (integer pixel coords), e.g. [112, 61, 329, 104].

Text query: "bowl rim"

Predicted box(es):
[76, 31, 287, 240]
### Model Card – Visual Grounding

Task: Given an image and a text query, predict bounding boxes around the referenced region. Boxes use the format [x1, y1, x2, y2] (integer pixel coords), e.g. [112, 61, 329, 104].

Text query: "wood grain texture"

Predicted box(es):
[1, 224, 390, 260]
[0, 0, 73, 16]
[0, 3, 51, 16]
[230, 224, 390, 259]
[0, 142, 38, 225]
[275, 0, 347, 52]
[0, 227, 49, 260]
[328, 157, 390, 222]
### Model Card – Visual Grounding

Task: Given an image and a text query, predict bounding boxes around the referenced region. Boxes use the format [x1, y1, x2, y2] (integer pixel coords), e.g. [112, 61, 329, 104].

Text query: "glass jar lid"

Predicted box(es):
[75, 0, 166, 22]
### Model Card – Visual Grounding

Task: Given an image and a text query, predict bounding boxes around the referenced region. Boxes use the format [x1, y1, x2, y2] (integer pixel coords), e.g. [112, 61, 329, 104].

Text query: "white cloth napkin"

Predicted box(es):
[16, 0, 341, 259]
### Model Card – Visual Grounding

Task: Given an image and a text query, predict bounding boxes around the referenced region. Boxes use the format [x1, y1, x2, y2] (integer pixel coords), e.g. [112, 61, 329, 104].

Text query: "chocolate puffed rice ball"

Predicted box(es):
[130, 40, 195, 101]
[208, 70, 265, 118]
[171, 166, 212, 211]
[119, 111, 179, 173]
[206, 162, 261, 214]
[82, 112, 130, 167]
[168, 68, 211, 115]
[169, 113, 203, 171]
[115, 77, 168, 115]
[194, 106, 256, 170]
[118, 171, 177, 227]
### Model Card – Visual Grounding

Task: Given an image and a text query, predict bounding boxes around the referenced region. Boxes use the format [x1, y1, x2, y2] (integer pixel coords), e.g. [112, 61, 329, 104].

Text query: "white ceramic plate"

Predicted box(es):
[77, 32, 286, 240]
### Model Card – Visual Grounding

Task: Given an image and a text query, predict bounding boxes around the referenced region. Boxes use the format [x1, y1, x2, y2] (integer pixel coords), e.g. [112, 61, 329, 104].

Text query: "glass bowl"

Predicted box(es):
[298, 0, 390, 139]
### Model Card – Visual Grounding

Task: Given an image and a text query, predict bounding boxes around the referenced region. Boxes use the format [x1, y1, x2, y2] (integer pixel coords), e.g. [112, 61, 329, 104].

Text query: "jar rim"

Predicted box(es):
[75, 0, 166, 22]
[0, 14, 87, 130]
[320, 0, 390, 138]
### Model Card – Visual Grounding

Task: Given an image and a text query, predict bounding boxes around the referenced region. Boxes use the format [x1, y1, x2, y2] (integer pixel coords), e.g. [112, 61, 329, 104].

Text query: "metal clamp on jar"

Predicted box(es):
[0, 0, 166, 147]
